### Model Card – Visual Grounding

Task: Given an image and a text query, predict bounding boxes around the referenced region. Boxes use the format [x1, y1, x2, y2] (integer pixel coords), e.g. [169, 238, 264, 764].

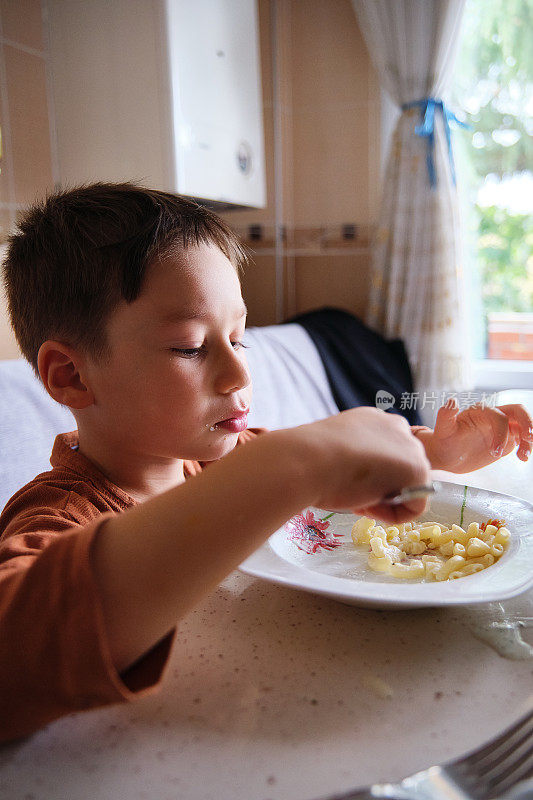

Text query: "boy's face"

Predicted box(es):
[82, 242, 252, 464]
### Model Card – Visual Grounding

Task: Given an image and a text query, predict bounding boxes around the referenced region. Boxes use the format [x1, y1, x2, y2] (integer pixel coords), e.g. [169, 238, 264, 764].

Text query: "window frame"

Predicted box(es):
[473, 358, 533, 390]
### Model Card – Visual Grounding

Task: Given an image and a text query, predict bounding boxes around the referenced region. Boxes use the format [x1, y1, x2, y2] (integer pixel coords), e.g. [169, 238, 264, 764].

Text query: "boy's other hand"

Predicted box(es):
[420, 398, 533, 473]
[299, 408, 431, 524]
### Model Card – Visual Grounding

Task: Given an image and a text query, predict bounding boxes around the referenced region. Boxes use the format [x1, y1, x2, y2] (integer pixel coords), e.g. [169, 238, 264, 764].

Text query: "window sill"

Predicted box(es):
[473, 359, 533, 391]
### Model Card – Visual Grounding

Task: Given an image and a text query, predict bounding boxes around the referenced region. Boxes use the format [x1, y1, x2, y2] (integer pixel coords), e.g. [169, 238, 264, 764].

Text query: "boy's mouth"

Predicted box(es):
[211, 410, 249, 433]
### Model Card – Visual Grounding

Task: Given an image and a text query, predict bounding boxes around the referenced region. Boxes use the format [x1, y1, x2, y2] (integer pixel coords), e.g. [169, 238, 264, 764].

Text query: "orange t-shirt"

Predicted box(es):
[0, 428, 263, 744]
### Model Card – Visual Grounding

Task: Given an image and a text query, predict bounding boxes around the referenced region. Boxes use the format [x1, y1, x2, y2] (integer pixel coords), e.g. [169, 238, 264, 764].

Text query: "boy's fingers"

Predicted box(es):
[518, 436, 532, 461]
[360, 496, 428, 525]
[493, 404, 533, 461]
[517, 441, 532, 461]
[497, 404, 533, 442]
[434, 397, 459, 434]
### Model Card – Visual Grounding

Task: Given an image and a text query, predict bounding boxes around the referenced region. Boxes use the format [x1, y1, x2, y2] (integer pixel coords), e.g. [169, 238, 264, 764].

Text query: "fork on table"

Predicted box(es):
[315, 706, 533, 800]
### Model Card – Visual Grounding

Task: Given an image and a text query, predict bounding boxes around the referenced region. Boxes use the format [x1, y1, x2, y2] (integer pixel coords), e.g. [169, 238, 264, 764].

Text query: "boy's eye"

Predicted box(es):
[170, 346, 205, 358]
[170, 341, 248, 358]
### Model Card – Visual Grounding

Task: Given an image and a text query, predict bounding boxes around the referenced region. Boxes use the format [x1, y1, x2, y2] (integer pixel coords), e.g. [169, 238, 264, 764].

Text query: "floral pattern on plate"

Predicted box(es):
[284, 510, 342, 554]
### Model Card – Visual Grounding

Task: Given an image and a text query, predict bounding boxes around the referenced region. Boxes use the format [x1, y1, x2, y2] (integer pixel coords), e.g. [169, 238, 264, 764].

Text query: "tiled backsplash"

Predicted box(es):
[222, 0, 380, 327]
[233, 222, 375, 252]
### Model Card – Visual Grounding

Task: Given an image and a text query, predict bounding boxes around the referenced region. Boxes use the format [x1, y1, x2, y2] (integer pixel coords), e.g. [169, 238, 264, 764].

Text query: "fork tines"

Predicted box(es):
[448, 708, 533, 799]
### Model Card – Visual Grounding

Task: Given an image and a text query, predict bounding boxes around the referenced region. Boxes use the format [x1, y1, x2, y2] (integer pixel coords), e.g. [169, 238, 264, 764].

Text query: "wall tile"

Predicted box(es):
[1, 0, 44, 51]
[291, 104, 373, 227]
[241, 253, 279, 327]
[293, 253, 371, 319]
[4, 45, 53, 205]
[0, 206, 14, 242]
[289, 0, 371, 112]
[0, 154, 12, 206]
[226, 0, 380, 327]
[0, 240, 21, 359]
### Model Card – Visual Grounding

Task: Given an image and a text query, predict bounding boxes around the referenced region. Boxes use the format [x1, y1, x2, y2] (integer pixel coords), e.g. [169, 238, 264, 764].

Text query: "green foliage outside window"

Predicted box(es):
[478, 207, 533, 314]
[451, 0, 533, 351]
[454, 0, 532, 177]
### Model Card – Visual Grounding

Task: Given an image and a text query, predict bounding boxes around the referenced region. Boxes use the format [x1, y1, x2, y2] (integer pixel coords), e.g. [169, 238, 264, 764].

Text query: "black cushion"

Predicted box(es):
[286, 307, 422, 426]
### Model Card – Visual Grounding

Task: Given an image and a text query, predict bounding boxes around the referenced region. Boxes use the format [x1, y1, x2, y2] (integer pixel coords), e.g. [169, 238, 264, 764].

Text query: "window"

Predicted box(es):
[451, 0, 533, 384]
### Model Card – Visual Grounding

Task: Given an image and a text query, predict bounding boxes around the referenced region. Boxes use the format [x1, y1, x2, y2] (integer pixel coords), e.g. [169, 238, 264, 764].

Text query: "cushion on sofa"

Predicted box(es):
[288, 307, 422, 426]
[0, 359, 75, 509]
[244, 323, 338, 430]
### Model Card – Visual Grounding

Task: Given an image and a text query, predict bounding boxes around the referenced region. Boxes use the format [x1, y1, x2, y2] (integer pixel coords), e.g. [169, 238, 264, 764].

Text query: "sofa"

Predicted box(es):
[0, 311, 420, 511]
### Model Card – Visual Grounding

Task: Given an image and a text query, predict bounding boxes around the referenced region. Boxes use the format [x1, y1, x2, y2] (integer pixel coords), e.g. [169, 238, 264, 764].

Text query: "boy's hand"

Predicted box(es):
[419, 398, 533, 473]
[299, 407, 431, 524]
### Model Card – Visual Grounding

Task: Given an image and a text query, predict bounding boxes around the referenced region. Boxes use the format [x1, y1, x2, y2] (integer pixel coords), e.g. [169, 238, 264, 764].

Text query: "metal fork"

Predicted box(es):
[316, 707, 533, 800]
[382, 481, 439, 506]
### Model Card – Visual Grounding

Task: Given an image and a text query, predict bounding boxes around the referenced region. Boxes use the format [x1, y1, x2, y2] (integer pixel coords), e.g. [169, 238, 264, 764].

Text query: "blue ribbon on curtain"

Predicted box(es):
[401, 98, 471, 189]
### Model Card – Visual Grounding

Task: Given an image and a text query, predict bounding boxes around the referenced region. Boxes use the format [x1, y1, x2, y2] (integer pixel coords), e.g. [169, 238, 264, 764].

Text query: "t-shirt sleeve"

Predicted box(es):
[0, 510, 175, 744]
[0, 427, 268, 743]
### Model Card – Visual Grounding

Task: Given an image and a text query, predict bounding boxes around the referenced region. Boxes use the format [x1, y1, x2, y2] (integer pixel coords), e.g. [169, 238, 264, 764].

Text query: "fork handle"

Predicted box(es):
[322, 784, 418, 799]
[321, 770, 459, 800]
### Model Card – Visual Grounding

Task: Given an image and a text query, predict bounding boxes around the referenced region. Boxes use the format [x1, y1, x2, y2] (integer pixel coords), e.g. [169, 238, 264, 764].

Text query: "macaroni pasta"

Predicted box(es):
[351, 516, 510, 581]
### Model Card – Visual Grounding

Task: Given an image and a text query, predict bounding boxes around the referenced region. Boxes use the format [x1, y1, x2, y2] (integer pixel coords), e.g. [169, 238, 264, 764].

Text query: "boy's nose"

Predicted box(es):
[215, 347, 251, 395]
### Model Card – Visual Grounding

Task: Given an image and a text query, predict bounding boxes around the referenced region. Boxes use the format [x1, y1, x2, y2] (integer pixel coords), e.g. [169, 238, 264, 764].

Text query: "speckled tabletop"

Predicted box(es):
[1, 402, 532, 800]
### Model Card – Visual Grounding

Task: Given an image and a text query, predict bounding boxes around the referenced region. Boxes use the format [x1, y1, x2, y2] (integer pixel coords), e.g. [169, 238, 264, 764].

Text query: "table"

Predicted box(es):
[1, 395, 532, 800]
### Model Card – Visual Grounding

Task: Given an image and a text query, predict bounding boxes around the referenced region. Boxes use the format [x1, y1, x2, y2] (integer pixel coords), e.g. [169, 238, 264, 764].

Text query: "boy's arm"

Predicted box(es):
[91, 408, 431, 673]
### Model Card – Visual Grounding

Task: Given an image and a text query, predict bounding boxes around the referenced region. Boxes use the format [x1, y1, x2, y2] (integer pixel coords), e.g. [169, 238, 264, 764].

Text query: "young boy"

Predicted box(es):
[0, 183, 531, 744]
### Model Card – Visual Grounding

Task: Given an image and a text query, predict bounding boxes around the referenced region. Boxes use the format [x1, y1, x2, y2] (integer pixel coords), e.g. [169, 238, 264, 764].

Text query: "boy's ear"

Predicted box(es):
[37, 341, 95, 409]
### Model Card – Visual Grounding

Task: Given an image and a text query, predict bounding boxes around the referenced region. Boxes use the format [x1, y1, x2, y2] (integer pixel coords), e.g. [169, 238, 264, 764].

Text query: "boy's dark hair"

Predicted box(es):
[3, 182, 248, 375]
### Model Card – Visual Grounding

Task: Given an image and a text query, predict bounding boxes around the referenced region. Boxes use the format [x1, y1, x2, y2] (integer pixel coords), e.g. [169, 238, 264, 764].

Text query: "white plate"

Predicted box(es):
[239, 481, 533, 608]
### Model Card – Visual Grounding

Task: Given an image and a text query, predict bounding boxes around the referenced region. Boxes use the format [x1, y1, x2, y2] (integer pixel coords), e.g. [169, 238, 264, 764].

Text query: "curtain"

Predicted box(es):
[352, 0, 471, 392]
